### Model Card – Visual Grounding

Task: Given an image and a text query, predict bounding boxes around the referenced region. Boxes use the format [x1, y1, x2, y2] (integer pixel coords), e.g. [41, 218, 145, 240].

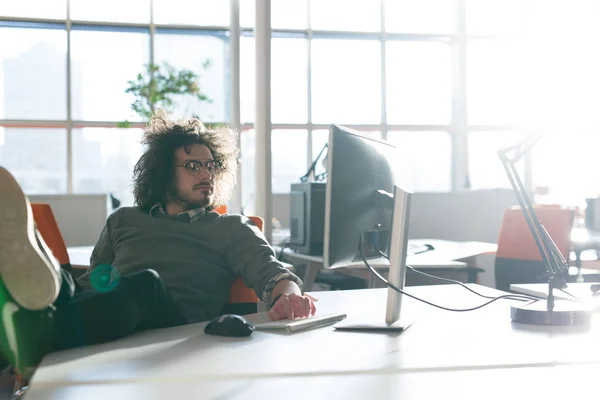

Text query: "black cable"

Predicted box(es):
[299, 143, 328, 182]
[277, 240, 291, 261]
[359, 237, 540, 312]
[371, 246, 536, 302]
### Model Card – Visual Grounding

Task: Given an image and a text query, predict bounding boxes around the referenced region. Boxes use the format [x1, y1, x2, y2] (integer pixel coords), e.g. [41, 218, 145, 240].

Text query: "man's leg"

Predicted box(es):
[0, 167, 63, 379]
[0, 167, 188, 378]
[53, 269, 188, 350]
[0, 267, 188, 378]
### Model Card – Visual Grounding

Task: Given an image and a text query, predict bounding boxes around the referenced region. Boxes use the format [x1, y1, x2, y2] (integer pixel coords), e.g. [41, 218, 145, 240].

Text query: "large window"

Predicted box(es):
[311, 39, 381, 125]
[385, 0, 453, 34]
[0, 127, 67, 194]
[0, 2, 230, 207]
[386, 41, 452, 125]
[240, 36, 308, 124]
[387, 131, 452, 192]
[69, 0, 150, 23]
[468, 131, 523, 190]
[70, 27, 150, 122]
[310, 0, 380, 32]
[531, 131, 600, 207]
[0, 24, 67, 120]
[72, 128, 144, 206]
[0, 0, 66, 20]
[154, 30, 228, 122]
[3, 1, 598, 212]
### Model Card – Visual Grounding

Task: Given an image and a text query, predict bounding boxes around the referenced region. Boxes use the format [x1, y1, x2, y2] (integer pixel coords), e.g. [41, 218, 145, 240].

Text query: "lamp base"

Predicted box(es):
[511, 299, 593, 326]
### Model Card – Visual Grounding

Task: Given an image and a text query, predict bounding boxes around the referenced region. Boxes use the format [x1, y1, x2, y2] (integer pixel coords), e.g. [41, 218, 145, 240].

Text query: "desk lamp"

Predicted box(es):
[498, 136, 592, 325]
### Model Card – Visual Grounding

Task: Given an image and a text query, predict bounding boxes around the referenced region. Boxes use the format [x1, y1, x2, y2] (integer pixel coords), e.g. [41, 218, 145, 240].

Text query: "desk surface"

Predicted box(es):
[276, 239, 497, 269]
[25, 364, 600, 400]
[28, 284, 600, 399]
[68, 239, 497, 270]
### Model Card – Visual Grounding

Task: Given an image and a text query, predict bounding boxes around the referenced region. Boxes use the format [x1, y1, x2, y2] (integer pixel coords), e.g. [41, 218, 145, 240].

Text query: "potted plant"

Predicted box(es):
[119, 61, 212, 127]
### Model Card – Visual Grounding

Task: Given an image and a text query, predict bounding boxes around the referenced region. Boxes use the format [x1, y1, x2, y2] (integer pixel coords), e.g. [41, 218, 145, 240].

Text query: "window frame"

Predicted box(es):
[0, 0, 530, 203]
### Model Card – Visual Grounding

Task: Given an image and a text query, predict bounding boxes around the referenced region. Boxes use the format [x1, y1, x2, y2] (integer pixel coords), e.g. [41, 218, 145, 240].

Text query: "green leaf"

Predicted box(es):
[123, 59, 213, 121]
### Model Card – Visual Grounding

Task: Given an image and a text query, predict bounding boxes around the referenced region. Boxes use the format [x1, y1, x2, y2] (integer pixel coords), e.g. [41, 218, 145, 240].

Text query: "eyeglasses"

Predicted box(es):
[174, 160, 222, 175]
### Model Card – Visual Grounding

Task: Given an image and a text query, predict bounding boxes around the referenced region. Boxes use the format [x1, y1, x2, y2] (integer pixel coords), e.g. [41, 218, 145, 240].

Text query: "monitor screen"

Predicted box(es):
[323, 125, 414, 329]
[323, 125, 404, 270]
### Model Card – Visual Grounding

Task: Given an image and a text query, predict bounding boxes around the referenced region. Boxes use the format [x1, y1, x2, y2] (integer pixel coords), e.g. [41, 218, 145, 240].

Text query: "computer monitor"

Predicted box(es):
[323, 125, 413, 331]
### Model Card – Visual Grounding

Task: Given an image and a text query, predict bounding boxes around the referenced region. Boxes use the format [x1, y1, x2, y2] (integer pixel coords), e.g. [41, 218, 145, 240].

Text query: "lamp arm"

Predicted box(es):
[498, 138, 567, 281]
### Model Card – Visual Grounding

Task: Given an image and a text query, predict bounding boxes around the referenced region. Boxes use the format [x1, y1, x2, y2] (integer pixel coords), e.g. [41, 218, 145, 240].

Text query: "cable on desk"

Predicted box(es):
[370, 245, 537, 302]
[359, 237, 540, 312]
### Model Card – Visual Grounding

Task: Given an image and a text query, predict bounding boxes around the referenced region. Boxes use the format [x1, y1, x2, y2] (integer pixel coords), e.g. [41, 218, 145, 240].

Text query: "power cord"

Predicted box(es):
[371, 245, 537, 302]
[277, 240, 291, 261]
[358, 236, 541, 312]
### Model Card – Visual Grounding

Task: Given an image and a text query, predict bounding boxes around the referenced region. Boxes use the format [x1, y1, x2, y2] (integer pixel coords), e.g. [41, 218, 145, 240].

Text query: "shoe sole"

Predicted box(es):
[0, 167, 60, 310]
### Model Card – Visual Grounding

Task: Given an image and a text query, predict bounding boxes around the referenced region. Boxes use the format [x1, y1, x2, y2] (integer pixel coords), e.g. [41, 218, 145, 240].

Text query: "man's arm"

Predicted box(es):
[272, 279, 302, 299]
[225, 215, 316, 319]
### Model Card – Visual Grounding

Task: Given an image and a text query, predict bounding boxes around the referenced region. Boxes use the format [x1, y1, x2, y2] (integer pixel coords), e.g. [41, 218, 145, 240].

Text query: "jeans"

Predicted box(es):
[52, 269, 189, 351]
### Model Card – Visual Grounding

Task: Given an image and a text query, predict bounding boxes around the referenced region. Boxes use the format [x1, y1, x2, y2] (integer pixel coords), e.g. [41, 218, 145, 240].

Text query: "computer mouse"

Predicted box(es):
[204, 314, 255, 337]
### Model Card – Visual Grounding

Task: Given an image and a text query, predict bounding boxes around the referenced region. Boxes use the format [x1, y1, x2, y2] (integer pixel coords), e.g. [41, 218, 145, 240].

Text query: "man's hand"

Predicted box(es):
[268, 293, 317, 321]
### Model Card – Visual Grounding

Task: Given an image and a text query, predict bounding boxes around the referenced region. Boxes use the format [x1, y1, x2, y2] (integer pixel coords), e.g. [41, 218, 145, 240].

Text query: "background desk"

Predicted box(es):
[275, 239, 497, 290]
[27, 284, 600, 399]
[571, 228, 600, 272]
[68, 240, 496, 291]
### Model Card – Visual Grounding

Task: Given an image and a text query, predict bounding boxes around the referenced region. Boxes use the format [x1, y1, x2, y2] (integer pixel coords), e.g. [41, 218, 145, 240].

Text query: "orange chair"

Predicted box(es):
[214, 204, 261, 306]
[30, 204, 72, 272]
[228, 216, 262, 305]
[31, 203, 260, 313]
[494, 206, 575, 292]
[214, 204, 228, 215]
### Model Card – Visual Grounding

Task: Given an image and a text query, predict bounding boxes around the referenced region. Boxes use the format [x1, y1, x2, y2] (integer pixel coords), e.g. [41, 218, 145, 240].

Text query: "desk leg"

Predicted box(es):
[459, 256, 480, 284]
[574, 249, 584, 283]
[302, 262, 321, 292]
[368, 270, 388, 289]
[466, 268, 478, 284]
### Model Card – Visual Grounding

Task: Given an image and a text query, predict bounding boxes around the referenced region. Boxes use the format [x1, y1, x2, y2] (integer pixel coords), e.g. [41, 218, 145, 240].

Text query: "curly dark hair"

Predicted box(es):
[133, 109, 238, 212]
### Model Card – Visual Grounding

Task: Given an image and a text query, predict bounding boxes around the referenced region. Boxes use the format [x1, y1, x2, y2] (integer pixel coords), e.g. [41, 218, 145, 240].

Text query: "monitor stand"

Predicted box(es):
[334, 184, 414, 332]
[334, 319, 413, 332]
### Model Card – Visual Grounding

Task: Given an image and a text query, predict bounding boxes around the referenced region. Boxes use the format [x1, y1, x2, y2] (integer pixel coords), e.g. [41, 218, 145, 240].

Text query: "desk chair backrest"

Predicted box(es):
[215, 204, 261, 305]
[30, 203, 71, 270]
[494, 206, 575, 291]
[496, 206, 574, 260]
[214, 204, 228, 215]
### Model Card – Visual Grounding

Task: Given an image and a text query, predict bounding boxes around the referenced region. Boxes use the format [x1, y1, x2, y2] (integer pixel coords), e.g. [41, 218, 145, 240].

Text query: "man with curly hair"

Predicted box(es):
[0, 110, 315, 380]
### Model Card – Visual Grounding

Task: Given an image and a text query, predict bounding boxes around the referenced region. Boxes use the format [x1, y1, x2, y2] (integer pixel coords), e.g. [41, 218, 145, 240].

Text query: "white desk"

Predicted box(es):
[25, 365, 600, 400]
[67, 246, 94, 268]
[27, 284, 600, 399]
[276, 239, 497, 290]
